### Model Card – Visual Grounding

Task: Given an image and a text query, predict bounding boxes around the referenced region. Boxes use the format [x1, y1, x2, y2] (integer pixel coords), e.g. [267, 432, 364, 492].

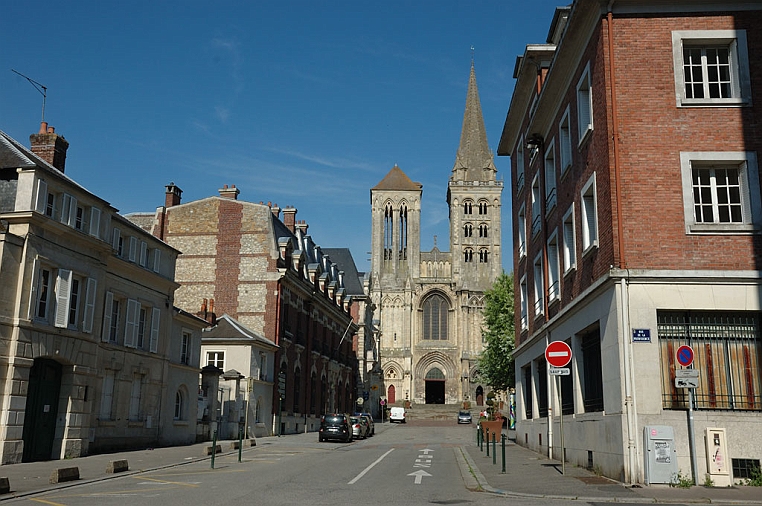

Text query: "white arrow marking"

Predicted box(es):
[420, 449, 434, 454]
[408, 470, 432, 484]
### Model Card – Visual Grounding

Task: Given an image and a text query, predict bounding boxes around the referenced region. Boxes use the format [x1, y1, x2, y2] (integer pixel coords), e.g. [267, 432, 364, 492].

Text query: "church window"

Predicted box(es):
[479, 224, 488, 237]
[423, 294, 449, 340]
[464, 223, 473, 237]
[384, 203, 394, 262]
[464, 201, 473, 215]
[464, 248, 474, 263]
[479, 249, 489, 263]
[398, 204, 408, 260]
[479, 201, 488, 215]
[426, 368, 445, 380]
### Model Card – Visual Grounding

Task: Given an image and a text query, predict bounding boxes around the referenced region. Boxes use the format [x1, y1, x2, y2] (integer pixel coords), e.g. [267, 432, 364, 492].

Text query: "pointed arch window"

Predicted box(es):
[384, 202, 394, 262]
[398, 203, 408, 260]
[423, 293, 449, 340]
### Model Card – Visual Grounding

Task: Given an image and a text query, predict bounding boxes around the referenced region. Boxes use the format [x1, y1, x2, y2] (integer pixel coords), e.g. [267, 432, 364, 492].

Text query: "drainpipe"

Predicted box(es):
[608, 0, 637, 484]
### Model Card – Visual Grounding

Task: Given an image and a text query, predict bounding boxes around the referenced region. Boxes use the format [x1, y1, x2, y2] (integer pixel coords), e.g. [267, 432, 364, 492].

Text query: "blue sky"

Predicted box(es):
[1, 1, 562, 274]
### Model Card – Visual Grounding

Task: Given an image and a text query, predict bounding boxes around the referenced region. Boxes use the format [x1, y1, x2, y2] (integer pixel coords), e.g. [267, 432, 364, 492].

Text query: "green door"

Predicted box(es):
[22, 359, 62, 462]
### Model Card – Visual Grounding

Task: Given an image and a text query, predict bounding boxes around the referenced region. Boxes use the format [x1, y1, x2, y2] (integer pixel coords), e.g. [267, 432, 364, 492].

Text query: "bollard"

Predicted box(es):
[479, 426, 483, 452]
[238, 425, 243, 463]
[476, 426, 480, 446]
[492, 432, 496, 465]
[211, 429, 218, 469]
[486, 430, 490, 457]
[501, 434, 506, 473]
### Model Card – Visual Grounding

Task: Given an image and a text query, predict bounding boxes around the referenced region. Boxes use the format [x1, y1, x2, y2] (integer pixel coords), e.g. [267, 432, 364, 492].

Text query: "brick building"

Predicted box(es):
[128, 186, 362, 435]
[0, 124, 207, 463]
[498, 0, 762, 484]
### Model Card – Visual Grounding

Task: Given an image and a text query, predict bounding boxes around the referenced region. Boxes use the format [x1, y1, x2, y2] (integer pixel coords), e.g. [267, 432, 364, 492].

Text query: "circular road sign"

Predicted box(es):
[676, 345, 694, 367]
[545, 341, 572, 368]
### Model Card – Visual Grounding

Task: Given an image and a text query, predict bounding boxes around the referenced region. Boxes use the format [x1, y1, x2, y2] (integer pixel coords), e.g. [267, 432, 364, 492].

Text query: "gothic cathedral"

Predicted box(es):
[370, 63, 503, 406]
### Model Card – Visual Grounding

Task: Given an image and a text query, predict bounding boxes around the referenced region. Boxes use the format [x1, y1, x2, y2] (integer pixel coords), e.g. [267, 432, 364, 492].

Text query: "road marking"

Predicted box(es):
[30, 499, 66, 506]
[347, 448, 395, 485]
[408, 469, 432, 484]
[420, 449, 434, 454]
[133, 477, 200, 487]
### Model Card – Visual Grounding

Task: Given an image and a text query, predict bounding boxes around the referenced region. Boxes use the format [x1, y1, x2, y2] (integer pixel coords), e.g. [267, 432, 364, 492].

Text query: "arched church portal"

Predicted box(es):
[475, 385, 484, 406]
[425, 367, 445, 404]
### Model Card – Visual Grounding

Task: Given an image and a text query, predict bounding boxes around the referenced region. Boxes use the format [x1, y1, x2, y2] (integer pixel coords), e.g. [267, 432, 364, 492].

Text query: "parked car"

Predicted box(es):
[458, 410, 473, 424]
[390, 406, 406, 423]
[354, 412, 375, 436]
[318, 414, 353, 442]
[350, 416, 369, 439]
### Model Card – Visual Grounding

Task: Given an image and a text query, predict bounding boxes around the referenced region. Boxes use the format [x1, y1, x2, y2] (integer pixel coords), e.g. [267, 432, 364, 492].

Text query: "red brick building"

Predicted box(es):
[128, 185, 361, 435]
[499, 0, 762, 485]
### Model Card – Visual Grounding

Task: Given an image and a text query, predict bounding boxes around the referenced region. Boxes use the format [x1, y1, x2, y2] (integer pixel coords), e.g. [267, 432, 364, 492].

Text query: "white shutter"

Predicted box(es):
[152, 249, 161, 273]
[61, 193, 77, 226]
[102, 291, 114, 342]
[28, 257, 40, 320]
[54, 269, 73, 328]
[124, 299, 139, 348]
[89, 207, 101, 238]
[111, 228, 121, 251]
[82, 278, 97, 333]
[139, 241, 148, 267]
[35, 180, 47, 213]
[129, 237, 137, 262]
[149, 308, 160, 353]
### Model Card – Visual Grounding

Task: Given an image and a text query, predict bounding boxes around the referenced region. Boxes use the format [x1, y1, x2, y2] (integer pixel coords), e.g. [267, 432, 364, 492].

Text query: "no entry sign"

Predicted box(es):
[676, 345, 694, 367]
[545, 341, 572, 368]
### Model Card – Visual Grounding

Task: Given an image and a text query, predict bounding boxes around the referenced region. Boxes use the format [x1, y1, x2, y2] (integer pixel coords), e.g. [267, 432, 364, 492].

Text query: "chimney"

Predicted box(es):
[218, 184, 240, 199]
[270, 202, 281, 219]
[165, 182, 182, 207]
[295, 219, 309, 234]
[282, 206, 297, 233]
[30, 122, 69, 173]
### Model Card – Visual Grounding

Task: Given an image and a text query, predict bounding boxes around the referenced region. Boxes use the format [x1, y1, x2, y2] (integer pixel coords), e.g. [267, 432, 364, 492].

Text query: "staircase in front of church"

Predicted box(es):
[402, 403, 463, 421]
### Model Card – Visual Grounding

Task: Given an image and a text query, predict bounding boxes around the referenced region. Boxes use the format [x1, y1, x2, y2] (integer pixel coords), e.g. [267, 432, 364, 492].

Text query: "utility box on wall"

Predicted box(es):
[705, 427, 731, 487]
[644, 425, 678, 484]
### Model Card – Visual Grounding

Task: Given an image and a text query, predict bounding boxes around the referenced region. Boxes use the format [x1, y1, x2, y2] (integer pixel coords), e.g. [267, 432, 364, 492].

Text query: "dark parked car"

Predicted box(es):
[458, 410, 473, 424]
[354, 412, 375, 436]
[318, 414, 353, 442]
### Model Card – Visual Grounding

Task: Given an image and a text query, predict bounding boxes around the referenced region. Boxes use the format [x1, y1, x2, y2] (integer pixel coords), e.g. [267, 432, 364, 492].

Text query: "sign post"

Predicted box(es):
[545, 341, 572, 476]
[676, 345, 698, 485]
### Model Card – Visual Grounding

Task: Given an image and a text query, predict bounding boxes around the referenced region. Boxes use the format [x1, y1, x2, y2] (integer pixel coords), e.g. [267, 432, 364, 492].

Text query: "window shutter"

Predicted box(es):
[82, 278, 97, 333]
[54, 269, 73, 328]
[739, 162, 752, 223]
[61, 193, 77, 227]
[129, 237, 138, 262]
[35, 180, 47, 213]
[102, 291, 114, 342]
[27, 257, 40, 320]
[89, 207, 101, 238]
[111, 228, 121, 251]
[152, 249, 161, 273]
[150, 308, 160, 353]
[139, 241, 148, 267]
[124, 299, 139, 348]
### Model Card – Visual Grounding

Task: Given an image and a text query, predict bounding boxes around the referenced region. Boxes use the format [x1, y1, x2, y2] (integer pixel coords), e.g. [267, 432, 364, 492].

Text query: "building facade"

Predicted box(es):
[370, 63, 503, 407]
[498, 0, 762, 484]
[0, 125, 206, 463]
[129, 186, 361, 434]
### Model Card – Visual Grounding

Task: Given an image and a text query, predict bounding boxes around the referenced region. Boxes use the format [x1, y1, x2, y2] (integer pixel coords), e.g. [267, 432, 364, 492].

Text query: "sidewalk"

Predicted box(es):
[461, 429, 762, 505]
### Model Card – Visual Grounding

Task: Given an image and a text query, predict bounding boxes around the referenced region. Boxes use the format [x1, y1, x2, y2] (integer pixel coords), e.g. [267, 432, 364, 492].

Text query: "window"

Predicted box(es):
[129, 375, 142, 421]
[464, 201, 473, 215]
[128, 237, 138, 262]
[464, 223, 473, 237]
[259, 352, 267, 381]
[580, 327, 604, 412]
[61, 193, 77, 227]
[519, 276, 528, 331]
[581, 173, 598, 253]
[152, 249, 161, 273]
[516, 136, 525, 191]
[559, 106, 572, 175]
[137, 307, 147, 349]
[180, 332, 190, 365]
[74, 205, 84, 230]
[464, 248, 473, 263]
[537, 359, 548, 417]
[544, 141, 557, 213]
[101, 293, 121, 343]
[112, 228, 123, 256]
[547, 231, 560, 303]
[560, 366, 575, 415]
[422, 293, 448, 340]
[533, 254, 544, 318]
[680, 152, 760, 233]
[531, 174, 542, 236]
[34, 267, 52, 321]
[562, 205, 577, 274]
[523, 365, 533, 419]
[576, 63, 593, 142]
[479, 248, 489, 263]
[66, 276, 80, 327]
[124, 299, 140, 348]
[518, 205, 527, 258]
[672, 30, 751, 106]
[100, 371, 115, 420]
[479, 224, 488, 238]
[478, 201, 487, 215]
[149, 308, 160, 353]
[139, 241, 148, 267]
[174, 390, 185, 420]
[207, 351, 224, 369]
[89, 207, 101, 238]
[658, 311, 761, 411]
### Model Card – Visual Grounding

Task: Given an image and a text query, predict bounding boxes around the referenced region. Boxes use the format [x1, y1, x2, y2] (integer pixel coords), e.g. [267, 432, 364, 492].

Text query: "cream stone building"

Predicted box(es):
[370, 63, 503, 406]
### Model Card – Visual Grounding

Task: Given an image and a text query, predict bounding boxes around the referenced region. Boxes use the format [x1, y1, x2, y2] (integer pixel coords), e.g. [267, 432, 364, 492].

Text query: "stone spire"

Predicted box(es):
[451, 62, 497, 182]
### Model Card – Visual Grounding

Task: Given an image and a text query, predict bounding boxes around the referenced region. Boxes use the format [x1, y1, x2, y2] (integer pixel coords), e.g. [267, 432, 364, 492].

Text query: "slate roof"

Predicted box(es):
[321, 248, 365, 296]
[202, 314, 277, 349]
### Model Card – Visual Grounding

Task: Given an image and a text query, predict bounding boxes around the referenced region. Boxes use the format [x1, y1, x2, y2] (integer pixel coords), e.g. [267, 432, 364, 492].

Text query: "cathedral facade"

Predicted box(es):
[370, 64, 503, 406]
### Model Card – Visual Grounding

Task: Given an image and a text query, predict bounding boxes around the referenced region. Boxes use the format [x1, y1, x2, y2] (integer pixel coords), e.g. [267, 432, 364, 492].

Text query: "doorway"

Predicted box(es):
[425, 367, 445, 404]
[475, 385, 484, 406]
[22, 358, 62, 462]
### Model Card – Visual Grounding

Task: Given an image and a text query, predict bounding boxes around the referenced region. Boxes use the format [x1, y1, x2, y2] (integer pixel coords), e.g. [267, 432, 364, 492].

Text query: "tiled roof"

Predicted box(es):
[372, 165, 422, 191]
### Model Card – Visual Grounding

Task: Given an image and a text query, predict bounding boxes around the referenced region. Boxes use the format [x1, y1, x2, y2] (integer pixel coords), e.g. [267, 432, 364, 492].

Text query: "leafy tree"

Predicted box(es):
[477, 272, 515, 392]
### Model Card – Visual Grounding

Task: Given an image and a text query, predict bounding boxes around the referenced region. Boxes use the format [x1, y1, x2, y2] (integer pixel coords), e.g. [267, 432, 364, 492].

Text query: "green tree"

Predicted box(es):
[477, 272, 515, 392]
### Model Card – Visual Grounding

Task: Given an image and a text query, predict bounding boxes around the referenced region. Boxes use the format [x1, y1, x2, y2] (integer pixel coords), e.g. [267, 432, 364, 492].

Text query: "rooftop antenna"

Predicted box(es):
[11, 69, 47, 122]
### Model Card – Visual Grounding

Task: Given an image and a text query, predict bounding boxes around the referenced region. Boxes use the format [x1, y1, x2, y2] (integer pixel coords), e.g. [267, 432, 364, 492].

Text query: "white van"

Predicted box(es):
[389, 407, 406, 423]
